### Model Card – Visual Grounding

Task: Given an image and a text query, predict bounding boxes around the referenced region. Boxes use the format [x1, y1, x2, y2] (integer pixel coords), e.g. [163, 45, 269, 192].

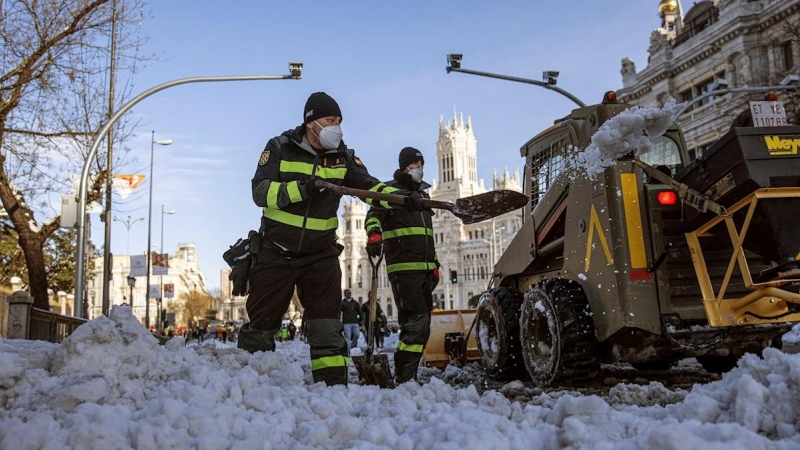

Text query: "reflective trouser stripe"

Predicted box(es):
[311, 355, 349, 371]
[383, 227, 433, 239]
[263, 208, 339, 231]
[386, 262, 437, 274]
[398, 341, 424, 353]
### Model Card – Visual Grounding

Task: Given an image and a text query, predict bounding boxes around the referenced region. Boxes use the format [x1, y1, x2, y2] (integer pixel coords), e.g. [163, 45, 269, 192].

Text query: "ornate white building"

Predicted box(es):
[618, 0, 799, 158]
[89, 242, 207, 327]
[338, 111, 523, 320]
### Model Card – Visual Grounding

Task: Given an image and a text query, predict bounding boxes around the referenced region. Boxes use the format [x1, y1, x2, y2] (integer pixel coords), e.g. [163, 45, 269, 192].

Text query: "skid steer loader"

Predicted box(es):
[474, 92, 800, 385]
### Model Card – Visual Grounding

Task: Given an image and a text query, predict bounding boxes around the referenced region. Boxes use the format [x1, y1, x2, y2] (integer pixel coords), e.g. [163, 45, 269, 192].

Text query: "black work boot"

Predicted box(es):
[237, 322, 276, 353]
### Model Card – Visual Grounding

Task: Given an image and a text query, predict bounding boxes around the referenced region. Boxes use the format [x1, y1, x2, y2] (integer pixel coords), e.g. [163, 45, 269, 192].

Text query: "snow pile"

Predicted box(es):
[2, 308, 800, 449]
[782, 322, 800, 354]
[568, 100, 685, 179]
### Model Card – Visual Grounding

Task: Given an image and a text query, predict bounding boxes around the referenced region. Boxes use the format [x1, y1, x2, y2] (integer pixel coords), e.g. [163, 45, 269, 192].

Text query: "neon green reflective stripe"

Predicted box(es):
[383, 227, 433, 239]
[280, 161, 346, 180]
[266, 183, 281, 209]
[367, 183, 399, 209]
[398, 342, 424, 353]
[286, 181, 303, 203]
[365, 217, 382, 233]
[311, 355, 349, 371]
[386, 262, 437, 273]
[263, 208, 339, 231]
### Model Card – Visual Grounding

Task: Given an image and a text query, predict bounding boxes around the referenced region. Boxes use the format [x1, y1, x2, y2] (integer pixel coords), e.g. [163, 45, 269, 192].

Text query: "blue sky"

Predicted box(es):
[98, 1, 663, 292]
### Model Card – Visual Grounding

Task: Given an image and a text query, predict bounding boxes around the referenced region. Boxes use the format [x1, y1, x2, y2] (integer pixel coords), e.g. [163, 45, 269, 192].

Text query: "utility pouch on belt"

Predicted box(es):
[223, 231, 259, 297]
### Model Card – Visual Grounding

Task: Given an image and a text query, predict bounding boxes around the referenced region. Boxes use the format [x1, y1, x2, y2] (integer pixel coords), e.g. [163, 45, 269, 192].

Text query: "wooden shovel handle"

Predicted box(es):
[315, 179, 454, 211]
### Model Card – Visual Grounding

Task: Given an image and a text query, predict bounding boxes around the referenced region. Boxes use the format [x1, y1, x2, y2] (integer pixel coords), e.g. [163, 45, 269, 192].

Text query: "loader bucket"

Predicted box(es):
[423, 309, 480, 368]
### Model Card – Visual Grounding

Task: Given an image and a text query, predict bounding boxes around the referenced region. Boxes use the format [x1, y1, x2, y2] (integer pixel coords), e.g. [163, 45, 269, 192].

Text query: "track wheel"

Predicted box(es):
[697, 355, 738, 374]
[475, 287, 526, 380]
[520, 279, 600, 386]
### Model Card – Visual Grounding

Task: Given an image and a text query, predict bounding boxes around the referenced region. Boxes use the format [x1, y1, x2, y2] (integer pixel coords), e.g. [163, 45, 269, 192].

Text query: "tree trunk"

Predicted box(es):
[0, 151, 51, 310]
[19, 236, 50, 310]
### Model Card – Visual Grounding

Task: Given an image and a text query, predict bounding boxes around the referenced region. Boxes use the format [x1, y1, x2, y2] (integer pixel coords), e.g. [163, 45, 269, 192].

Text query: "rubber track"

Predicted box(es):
[493, 287, 527, 380]
[540, 279, 601, 383]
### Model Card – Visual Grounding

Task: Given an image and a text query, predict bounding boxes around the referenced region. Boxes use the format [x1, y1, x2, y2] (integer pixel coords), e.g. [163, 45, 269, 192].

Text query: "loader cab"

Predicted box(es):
[638, 135, 685, 180]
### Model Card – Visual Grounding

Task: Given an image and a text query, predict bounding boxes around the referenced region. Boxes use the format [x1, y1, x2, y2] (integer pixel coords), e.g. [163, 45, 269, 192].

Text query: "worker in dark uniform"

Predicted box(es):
[239, 93, 426, 386]
[365, 147, 439, 383]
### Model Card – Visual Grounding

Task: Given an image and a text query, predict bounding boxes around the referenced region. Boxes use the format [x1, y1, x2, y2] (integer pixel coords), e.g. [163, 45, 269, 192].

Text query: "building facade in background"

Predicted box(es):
[89, 242, 207, 327]
[618, 0, 799, 158]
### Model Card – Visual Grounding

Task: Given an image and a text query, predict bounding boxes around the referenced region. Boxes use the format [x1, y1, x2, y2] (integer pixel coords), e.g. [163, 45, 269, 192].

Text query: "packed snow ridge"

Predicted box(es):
[2, 307, 800, 449]
[568, 100, 685, 179]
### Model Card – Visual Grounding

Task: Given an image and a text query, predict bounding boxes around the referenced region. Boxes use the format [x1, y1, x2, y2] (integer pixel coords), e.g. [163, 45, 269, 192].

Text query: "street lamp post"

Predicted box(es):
[113, 215, 145, 255]
[145, 133, 173, 332]
[445, 54, 586, 108]
[73, 64, 304, 317]
[159, 205, 176, 333]
[127, 275, 135, 310]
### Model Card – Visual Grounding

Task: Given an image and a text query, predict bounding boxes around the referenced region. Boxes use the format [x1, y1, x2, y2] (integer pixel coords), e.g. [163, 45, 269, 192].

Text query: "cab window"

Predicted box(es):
[639, 136, 682, 179]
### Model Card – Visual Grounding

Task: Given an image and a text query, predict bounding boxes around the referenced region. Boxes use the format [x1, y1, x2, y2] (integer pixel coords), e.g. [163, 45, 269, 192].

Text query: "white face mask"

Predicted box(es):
[408, 167, 424, 183]
[313, 121, 343, 149]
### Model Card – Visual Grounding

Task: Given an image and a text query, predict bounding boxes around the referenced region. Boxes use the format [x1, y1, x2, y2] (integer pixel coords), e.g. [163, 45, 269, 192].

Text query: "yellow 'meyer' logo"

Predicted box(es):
[764, 136, 800, 156]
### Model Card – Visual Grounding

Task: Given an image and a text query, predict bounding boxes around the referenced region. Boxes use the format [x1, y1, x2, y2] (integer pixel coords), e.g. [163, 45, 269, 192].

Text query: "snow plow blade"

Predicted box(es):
[423, 309, 480, 368]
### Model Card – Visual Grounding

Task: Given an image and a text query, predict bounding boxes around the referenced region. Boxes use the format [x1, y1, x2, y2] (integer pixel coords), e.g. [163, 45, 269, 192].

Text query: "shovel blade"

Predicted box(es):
[453, 190, 529, 224]
[353, 352, 395, 389]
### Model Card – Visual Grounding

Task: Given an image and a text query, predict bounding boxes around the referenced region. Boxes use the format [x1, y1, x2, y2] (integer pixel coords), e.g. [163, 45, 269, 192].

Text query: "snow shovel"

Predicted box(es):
[316, 180, 528, 224]
[352, 251, 396, 389]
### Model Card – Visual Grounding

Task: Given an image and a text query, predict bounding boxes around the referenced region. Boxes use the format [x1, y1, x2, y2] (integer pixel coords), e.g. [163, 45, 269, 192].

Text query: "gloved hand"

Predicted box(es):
[303, 179, 329, 200]
[433, 268, 440, 280]
[403, 191, 426, 212]
[366, 232, 383, 258]
[431, 268, 440, 289]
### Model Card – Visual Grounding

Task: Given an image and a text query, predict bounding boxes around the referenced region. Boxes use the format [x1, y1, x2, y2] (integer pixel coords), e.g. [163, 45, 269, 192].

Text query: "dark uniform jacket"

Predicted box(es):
[252, 126, 397, 255]
[365, 170, 438, 275]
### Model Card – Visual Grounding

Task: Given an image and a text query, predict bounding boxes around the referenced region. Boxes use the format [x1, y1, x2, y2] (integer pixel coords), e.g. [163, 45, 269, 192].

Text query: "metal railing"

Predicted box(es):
[29, 308, 87, 343]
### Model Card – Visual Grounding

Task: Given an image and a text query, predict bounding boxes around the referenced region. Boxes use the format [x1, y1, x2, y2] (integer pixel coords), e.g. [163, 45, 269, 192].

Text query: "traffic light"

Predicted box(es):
[450, 269, 458, 284]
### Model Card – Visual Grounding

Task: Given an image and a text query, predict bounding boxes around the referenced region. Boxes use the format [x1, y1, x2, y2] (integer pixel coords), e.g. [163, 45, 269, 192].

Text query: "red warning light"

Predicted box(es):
[603, 91, 617, 104]
[765, 92, 779, 101]
[657, 191, 678, 206]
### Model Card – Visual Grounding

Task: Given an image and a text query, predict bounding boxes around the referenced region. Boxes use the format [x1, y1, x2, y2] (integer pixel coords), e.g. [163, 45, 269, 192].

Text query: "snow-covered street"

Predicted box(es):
[2, 307, 800, 449]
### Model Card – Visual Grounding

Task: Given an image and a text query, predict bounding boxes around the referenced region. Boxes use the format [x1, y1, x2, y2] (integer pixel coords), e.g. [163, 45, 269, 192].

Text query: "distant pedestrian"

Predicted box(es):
[288, 322, 297, 341]
[341, 289, 361, 352]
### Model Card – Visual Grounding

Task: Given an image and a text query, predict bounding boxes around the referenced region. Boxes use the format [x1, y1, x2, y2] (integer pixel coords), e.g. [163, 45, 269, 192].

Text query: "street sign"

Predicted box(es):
[750, 101, 789, 127]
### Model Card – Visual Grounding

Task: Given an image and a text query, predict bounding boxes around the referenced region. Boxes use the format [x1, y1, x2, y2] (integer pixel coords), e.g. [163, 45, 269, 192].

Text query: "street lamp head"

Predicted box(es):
[446, 54, 463, 72]
[710, 78, 729, 91]
[543, 71, 559, 85]
[154, 139, 173, 146]
[780, 74, 800, 87]
[164, 209, 176, 215]
[289, 62, 303, 79]
[127, 275, 136, 287]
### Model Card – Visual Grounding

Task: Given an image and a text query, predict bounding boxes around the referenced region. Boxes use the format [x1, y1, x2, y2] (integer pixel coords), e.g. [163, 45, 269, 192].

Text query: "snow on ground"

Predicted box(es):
[2, 307, 800, 449]
[567, 100, 685, 179]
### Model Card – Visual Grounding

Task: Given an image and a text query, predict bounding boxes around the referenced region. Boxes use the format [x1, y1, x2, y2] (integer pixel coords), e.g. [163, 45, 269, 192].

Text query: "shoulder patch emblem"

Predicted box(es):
[258, 150, 270, 166]
[354, 156, 363, 166]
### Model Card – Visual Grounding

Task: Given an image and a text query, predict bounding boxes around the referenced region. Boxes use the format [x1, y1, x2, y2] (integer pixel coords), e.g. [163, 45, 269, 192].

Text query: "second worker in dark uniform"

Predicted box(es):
[365, 147, 439, 383]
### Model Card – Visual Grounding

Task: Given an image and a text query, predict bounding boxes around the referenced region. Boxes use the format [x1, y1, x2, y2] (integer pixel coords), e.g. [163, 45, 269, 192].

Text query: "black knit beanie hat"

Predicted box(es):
[304, 92, 342, 124]
[398, 147, 424, 170]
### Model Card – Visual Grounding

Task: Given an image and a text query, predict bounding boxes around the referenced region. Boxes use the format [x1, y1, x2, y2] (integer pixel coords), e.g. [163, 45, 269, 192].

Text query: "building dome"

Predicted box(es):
[659, 0, 678, 16]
